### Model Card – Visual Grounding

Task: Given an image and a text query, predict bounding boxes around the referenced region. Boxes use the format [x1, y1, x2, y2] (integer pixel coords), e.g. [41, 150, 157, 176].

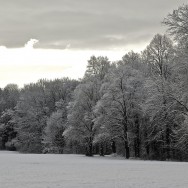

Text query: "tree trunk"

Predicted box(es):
[100, 144, 104, 156]
[1, 137, 6, 150]
[1, 141, 6, 150]
[134, 116, 140, 158]
[85, 137, 93, 156]
[146, 144, 150, 156]
[166, 125, 170, 160]
[111, 140, 116, 153]
[125, 141, 130, 159]
[88, 142, 93, 156]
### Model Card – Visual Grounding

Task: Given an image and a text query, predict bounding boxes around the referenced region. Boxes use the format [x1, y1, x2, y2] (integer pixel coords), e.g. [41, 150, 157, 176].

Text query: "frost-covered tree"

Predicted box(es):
[43, 100, 67, 153]
[65, 79, 100, 156]
[163, 5, 188, 157]
[15, 82, 49, 153]
[64, 56, 110, 156]
[142, 34, 174, 78]
[95, 64, 145, 158]
[84, 56, 110, 80]
[0, 84, 20, 151]
[142, 34, 177, 159]
[0, 109, 17, 150]
[163, 4, 188, 45]
[175, 115, 188, 157]
[14, 78, 78, 153]
[0, 84, 20, 114]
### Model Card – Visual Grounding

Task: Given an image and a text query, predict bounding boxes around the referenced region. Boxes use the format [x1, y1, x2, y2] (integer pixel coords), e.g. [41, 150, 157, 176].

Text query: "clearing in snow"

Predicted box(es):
[0, 151, 188, 188]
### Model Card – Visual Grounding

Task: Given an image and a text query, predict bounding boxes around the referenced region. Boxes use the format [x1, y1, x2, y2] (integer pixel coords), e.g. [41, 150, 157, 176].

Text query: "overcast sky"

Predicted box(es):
[0, 0, 187, 88]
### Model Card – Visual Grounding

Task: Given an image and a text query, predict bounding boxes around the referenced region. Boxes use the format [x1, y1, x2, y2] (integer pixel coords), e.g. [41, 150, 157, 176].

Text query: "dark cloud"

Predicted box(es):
[0, 0, 187, 50]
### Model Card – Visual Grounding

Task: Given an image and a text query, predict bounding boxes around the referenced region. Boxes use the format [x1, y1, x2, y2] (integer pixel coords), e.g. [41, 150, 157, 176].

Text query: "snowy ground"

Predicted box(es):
[0, 151, 188, 188]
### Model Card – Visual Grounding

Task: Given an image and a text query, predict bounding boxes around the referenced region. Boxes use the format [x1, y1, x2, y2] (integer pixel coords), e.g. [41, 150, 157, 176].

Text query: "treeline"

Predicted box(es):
[1, 4, 188, 161]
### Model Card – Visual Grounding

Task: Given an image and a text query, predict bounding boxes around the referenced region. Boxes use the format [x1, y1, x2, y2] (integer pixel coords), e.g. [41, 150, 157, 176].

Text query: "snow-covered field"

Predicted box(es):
[0, 151, 188, 188]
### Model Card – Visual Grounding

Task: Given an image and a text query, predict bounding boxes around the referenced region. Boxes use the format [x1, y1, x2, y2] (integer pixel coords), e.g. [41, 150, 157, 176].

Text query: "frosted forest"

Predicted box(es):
[1, 4, 188, 162]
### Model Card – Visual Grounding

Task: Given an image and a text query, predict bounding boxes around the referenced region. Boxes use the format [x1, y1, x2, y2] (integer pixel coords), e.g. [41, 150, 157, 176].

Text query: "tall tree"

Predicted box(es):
[163, 5, 188, 157]
[95, 63, 145, 158]
[64, 56, 110, 156]
[142, 34, 176, 159]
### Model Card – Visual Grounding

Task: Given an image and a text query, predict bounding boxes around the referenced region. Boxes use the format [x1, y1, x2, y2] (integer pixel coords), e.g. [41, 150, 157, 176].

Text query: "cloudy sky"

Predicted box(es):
[0, 0, 187, 88]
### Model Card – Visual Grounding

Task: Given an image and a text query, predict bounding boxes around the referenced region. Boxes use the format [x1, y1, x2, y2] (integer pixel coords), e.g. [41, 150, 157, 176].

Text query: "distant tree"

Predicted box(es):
[122, 51, 143, 70]
[0, 84, 20, 113]
[43, 100, 67, 153]
[84, 56, 110, 80]
[14, 78, 78, 153]
[0, 85, 19, 151]
[0, 88, 3, 114]
[44, 78, 79, 113]
[0, 109, 17, 150]
[15, 81, 49, 153]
